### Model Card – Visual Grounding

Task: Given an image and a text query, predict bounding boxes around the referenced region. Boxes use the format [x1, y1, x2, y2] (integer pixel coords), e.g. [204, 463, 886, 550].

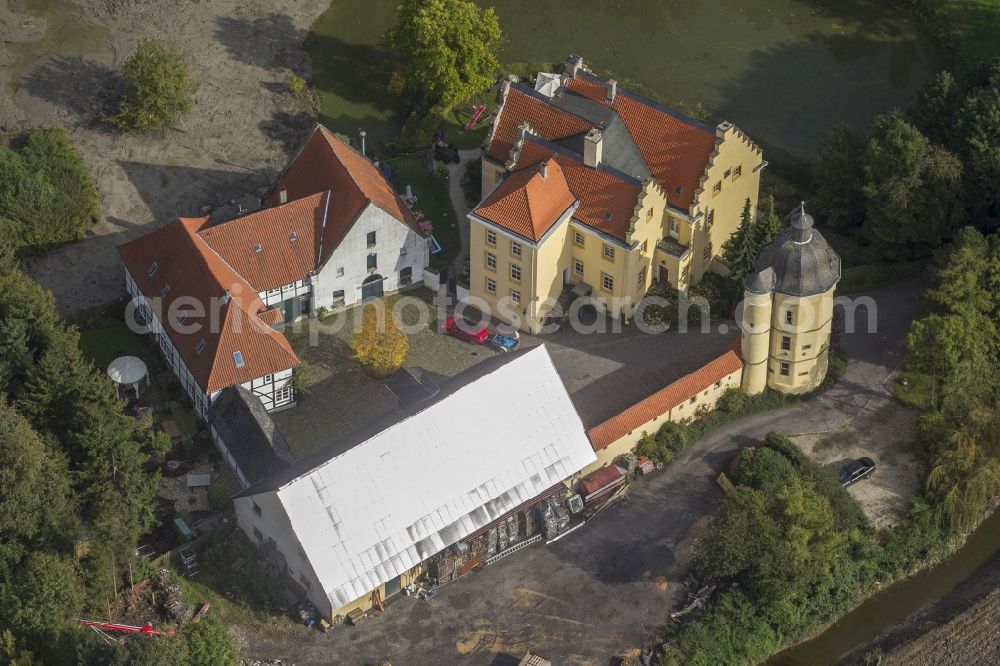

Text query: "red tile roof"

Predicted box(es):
[487, 86, 593, 167]
[487, 75, 718, 210]
[514, 139, 641, 241]
[198, 192, 329, 292]
[586, 348, 744, 451]
[117, 217, 300, 395]
[473, 159, 576, 242]
[266, 126, 421, 266]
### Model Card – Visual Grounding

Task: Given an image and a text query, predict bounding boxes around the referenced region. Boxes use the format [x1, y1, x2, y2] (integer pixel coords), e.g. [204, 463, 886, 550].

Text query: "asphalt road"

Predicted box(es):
[241, 279, 925, 665]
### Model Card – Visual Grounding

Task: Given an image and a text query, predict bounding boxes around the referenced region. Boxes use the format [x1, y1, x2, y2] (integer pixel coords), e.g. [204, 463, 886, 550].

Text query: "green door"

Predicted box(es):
[361, 275, 384, 300]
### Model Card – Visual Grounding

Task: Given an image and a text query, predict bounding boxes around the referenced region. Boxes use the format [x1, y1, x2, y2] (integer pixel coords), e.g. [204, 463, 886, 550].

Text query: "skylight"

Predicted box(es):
[233, 351, 245, 368]
[160, 283, 171, 298]
[253, 244, 263, 253]
[177, 312, 187, 325]
[147, 262, 159, 277]
[289, 231, 297, 241]
[195, 339, 206, 354]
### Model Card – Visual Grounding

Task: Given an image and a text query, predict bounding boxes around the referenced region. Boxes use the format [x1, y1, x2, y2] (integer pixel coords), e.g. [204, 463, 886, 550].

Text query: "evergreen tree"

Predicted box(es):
[752, 195, 783, 250]
[813, 126, 867, 230]
[183, 616, 239, 666]
[721, 198, 758, 283]
[956, 71, 1000, 230]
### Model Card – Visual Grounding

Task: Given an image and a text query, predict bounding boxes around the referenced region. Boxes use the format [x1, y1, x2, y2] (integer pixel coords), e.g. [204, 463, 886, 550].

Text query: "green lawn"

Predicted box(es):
[78, 323, 145, 369]
[938, 0, 1000, 66]
[894, 369, 933, 409]
[386, 155, 460, 267]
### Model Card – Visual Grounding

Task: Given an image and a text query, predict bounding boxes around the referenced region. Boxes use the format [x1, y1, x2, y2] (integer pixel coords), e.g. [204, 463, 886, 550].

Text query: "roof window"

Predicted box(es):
[147, 262, 159, 277]
[195, 339, 206, 354]
[159, 283, 171, 298]
[233, 351, 245, 368]
[289, 231, 297, 241]
[253, 243, 263, 253]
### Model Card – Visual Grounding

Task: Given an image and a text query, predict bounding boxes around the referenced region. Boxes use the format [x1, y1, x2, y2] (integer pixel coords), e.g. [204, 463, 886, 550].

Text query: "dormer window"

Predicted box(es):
[233, 351, 245, 368]
[289, 231, 297, 241]
[195, 339, 206, 354]
[147, 262, 159, 277]
[253, 244, 262, 253]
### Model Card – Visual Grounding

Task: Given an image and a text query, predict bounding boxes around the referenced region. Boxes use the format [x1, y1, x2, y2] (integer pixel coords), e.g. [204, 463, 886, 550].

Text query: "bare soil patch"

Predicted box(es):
[1, 0, 330, 313]
[792, 403, 920, 530]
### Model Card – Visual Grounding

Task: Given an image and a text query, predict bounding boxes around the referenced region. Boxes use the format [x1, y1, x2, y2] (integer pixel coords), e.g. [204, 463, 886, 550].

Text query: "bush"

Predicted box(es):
[716, 386, 747, 413]
[112, 39, 193, 132]
[147, 430, 173, 457]
[635, 421, 690, 464]
[286, 75, 306, 95]
[461, 158, 482, 208]
[206, 485, 232, 512]
[0, 127, 100, 254]
[183, 615, 238, 666]
[759, 431, 810, 467]
[731, 447, 796, 491]
[434, 163, 449, 179]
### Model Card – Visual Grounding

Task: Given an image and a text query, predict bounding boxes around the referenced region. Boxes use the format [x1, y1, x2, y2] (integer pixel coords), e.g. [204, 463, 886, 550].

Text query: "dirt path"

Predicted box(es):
[1, 0, 330, 313]
[446, 148, 480, 273]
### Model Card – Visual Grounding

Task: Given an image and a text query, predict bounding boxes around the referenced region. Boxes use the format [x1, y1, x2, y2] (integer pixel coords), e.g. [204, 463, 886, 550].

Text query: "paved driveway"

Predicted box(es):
[241, 280, 926, 665]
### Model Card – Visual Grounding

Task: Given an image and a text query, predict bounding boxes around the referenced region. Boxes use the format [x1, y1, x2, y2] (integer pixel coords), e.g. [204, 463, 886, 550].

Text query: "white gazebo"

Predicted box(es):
[107, 356, 149, 400]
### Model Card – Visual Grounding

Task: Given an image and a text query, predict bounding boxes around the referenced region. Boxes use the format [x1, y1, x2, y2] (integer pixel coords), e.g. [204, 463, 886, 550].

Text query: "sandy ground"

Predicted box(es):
[1, 0, 330, 313]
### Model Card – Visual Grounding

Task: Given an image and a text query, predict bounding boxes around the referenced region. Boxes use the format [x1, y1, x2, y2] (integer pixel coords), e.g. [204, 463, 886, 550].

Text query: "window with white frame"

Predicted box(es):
[510, 264, 521, 282]
[603, 244, 615, 261]
[486, 252, 497, 271]
[511, 289, 521, 304]
[602, 272, 614, 291]
[574, 231, 585, 247]
[574, 259, 584, 277]
[486, 277, 496, 293]
[486, 229, 496, 246]
[511, 241, 522, 257]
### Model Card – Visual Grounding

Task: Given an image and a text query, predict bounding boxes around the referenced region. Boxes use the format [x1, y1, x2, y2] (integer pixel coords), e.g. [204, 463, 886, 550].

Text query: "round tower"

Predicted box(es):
[741, 204, 841, 395]
[740, 268, 774, 395]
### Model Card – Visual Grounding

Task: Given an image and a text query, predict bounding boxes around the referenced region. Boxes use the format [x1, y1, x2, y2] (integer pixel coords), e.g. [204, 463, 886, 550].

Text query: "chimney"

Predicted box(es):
[566, 54, 584, 78]
[606, 79, 617, 104]
[539, 161, 548, 179]
[583, 129, 603, 168]
[278, 188, 288, 205]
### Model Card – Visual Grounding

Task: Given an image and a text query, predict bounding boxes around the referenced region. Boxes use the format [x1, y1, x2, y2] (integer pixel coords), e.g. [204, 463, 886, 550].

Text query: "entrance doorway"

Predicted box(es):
[361, 274, 384, 300]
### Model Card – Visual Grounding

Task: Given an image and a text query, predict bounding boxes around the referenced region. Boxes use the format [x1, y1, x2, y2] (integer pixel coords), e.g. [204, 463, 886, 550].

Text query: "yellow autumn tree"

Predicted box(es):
[350, 300, 409, 378]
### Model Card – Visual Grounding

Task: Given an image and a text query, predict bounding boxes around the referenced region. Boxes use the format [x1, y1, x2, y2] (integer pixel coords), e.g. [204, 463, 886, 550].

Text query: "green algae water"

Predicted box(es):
[306, 0, 943, 157]
[768, 509, 1000, 665]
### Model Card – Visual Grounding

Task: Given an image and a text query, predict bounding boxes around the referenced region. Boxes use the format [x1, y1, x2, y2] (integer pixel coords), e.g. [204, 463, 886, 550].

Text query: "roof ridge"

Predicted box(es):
[574, 69, 716, 134]
[522, 134, 644, 187]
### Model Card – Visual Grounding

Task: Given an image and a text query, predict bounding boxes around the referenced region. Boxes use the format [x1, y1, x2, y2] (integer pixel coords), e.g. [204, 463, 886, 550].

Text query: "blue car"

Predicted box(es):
[488, 333, 520, 353]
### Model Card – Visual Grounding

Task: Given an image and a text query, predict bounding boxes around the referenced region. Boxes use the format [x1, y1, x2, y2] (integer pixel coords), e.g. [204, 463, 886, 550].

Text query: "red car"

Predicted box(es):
[444, 316, 489, 344]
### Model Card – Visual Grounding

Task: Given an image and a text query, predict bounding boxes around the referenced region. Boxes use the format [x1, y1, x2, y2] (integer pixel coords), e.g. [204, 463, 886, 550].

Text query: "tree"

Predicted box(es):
[386, 0, 502, 108]
[956, 72, 1000, 229]
[813, 125, 867, 230]
[0, 127, 100, 254]
[862, 111, 964, 259]
[731, 447, 796, 491]
[636, 420, 690, 463]
[751, 195, 783, 250]
[0, 399, 74, 573]
[112, 39, 193, 132]
[927, 413, 1000, 533]
[183, 616, 238, 666]
[910, 70, 963, 147]
[721, 198, 758, 283]
[350, 300, 409, 378]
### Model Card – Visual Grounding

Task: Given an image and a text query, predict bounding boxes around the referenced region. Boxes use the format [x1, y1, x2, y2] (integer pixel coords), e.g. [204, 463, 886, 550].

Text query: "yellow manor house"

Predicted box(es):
[469, 55, 767, 333]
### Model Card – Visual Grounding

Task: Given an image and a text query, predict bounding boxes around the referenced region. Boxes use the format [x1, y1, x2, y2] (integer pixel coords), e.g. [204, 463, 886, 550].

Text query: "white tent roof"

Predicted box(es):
[106, 356, 148, 385]
[534, 71, 562, 98]
[273, 345, 596, 609]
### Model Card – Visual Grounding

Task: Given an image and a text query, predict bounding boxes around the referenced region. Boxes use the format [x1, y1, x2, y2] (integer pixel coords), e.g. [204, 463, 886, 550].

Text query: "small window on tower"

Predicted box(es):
[779, 362, 790, 376]
[785, 310, 794, 325]
[781, 336, 791, 351]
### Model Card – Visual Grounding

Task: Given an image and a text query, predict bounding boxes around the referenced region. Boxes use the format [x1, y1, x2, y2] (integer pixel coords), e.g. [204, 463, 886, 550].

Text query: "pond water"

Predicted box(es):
[768, 509, 1000, 665]
[307, 0, 944, 157]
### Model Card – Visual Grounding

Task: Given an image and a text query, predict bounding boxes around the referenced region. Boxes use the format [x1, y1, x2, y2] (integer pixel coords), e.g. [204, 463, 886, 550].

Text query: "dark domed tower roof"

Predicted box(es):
[744, 203, 841, 297]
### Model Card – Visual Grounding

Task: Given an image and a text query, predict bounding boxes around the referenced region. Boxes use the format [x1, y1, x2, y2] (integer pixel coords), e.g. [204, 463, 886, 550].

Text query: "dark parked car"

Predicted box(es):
[433, 142, 460, 164]
[443, 316, 489, 345]
[839, 457, 876, 486]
